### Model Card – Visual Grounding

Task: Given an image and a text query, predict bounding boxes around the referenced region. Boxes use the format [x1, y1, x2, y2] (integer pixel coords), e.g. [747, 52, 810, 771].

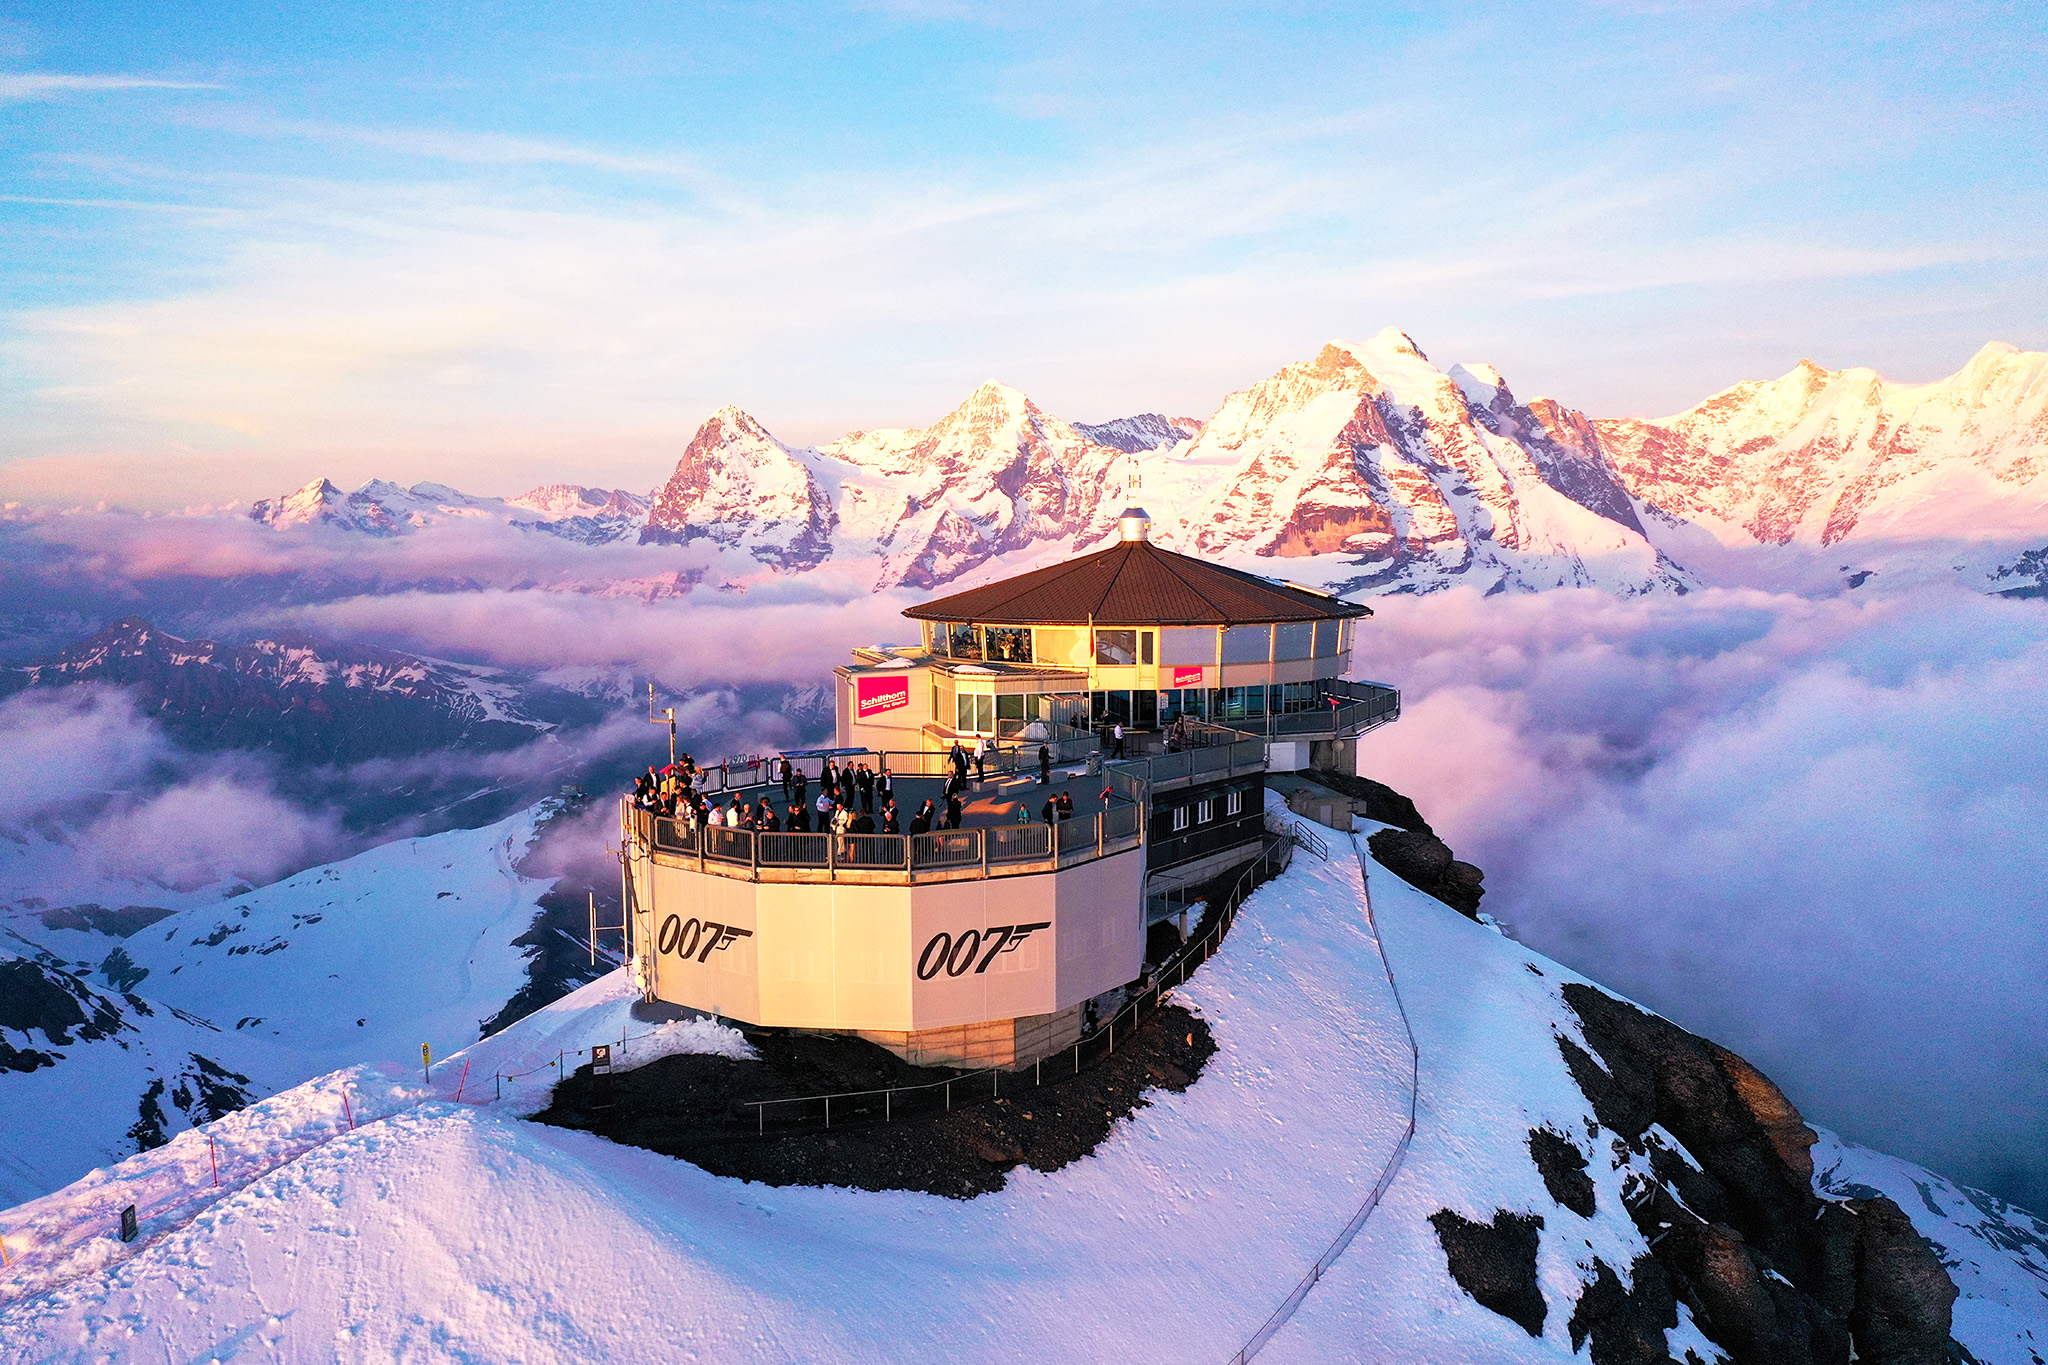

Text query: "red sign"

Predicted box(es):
[855, 673, 911, 718]
[1170, 666, 1205, 689]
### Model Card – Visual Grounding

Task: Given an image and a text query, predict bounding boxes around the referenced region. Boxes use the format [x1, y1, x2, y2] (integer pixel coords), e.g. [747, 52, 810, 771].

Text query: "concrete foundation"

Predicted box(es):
[858, 1002, 1085, 1071]
[1265, 740, 1311, 772]
[1308, 736, 1357, 773]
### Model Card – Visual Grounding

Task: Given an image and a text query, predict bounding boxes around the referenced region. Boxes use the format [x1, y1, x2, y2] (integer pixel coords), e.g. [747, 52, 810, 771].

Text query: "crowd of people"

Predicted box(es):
[629, 753, 987, 841]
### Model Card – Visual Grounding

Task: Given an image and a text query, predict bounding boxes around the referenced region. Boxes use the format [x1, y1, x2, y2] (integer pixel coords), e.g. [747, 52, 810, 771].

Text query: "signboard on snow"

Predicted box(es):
[1170, 666, 1206, 689]
[856, 673, 912, 718]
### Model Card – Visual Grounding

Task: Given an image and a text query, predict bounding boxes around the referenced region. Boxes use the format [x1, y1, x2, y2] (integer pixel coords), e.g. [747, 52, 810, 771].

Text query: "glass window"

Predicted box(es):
[996, 694, 1025, 721]
[1095, 629, 1138, 665]
[985, 626, 1031, 662]
[948, 622, 982, 660]
[956, 693, 994, 734]
[1171, 806, 1189, 832]
[1033, 626, 1091, 666]
[1159, 627, 1216, 666]
[1225, 789, 1243, 816]
[1220, 624, 1272, 664]
[1141, 632, 1155, 665]
[1312, 619, 1342, 658]
[1197, 798, 1215, 823]
[1274, 622, 1313, 660]
[1134, 690, 1158, 729]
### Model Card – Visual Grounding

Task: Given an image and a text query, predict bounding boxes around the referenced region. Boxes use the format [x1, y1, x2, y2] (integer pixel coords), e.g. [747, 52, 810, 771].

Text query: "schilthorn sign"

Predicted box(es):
[856, 674, 911, 717]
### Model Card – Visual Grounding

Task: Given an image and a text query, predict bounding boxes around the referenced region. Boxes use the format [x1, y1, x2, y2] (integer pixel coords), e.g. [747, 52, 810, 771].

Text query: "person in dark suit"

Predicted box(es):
[778, 757, 794, 801]
[1056, 791, 1074, 820]
[1039, 743, 1052, 785]
[945, 792, 964, 829]
[1040, 797, 1057, 826]
[910, 799, 935, 836]
[857, 763, 875, 813]
[880, 798, 901, 835]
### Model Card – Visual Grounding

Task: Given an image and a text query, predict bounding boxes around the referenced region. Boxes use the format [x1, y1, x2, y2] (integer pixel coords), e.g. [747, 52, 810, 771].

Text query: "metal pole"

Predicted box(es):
[886, 1089, 891, 1122]
[945, 1080, 951, 1111]
[825, 1096, 830, 1130]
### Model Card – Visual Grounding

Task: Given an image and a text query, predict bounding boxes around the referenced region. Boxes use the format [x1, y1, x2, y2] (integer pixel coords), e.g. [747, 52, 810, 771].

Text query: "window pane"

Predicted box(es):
[1033, 626, 1090, 666]
[1159, 627, 1215, 666]
[957, 693, 974, 731]
[985, 626, 1031, 662]
[1141, 632, 1155, 665]
[1220, 625, 1272, 664]
[1095, 629, 1138, 665]
[976, 694, 994, 733]
[949, 622, 982, 660]
[996, 693, 1024, 721]
[1274, 622, 1313, 660]
[1313, 620, 1341, 658]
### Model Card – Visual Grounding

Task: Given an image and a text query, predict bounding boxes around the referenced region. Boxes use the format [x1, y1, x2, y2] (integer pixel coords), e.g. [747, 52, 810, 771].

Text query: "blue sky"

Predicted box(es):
[1, 1, 2042, 505]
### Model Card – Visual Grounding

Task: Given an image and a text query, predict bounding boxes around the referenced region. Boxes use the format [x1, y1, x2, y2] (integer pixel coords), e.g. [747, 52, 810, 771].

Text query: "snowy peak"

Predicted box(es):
[1075, 412, 1204, 453]
[638, 407, 835, 571]
[507, 484, 650, 521]
[1149, 334, 1673, 596]
[823, 381, 1128, 590]
[1600, 340, 2048, 547]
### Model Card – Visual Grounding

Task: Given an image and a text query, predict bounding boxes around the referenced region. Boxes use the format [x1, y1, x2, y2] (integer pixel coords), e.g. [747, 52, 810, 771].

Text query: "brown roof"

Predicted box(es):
[901, 539, 1374, 627]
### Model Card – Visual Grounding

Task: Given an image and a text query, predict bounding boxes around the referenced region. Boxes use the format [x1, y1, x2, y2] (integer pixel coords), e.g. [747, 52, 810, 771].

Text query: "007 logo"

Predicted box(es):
[915, 922, 1050, 981]
[656, 914, 753, 963]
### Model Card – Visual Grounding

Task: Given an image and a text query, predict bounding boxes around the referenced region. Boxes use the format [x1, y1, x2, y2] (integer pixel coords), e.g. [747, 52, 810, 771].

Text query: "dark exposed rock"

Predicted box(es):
[1430, 1208, 1547, 1336]
[1558, 982, 1963, 1365]
[38, 904, 174, 938]
[0, 958, 128, 1054]
[1846, 1198, 1961, 1365]
[1568, 1254, 1682, 1365]
[1530, 1125, 1596, 1217]
[1304, 768, 1431, 832]
[1368, 827, 1486, 917]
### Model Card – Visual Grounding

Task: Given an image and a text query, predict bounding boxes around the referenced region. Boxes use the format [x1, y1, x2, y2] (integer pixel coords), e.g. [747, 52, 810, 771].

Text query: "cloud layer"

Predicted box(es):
[1357, 586, 2048, 1210]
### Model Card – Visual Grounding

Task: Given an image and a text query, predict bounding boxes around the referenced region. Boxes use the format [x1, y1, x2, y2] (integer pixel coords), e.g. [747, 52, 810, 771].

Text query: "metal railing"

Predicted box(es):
[741, 832, 1297, 1134]
[1203, 680, 1401, 741]
[1264, 811, 1330, 861]
[633, 800, 1144, 884]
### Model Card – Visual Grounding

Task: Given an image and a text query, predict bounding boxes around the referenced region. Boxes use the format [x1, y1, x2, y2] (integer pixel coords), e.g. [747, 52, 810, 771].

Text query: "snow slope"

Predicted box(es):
[0, 822, 1416, 1361]
[3, 804, 2038, 1363]
[0, 805, 560, 1206]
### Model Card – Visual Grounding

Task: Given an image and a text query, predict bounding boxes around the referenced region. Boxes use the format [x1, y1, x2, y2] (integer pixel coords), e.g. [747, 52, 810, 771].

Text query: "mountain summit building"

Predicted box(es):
[621, 511, 1399, 1070]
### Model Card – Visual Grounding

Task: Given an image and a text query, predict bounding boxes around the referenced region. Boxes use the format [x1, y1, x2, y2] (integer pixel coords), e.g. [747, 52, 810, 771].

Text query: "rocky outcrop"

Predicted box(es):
[1430, 1208, 1548, 1337]
[1556, 982, 1960, 1365]
[1366, 827, 1486, 918]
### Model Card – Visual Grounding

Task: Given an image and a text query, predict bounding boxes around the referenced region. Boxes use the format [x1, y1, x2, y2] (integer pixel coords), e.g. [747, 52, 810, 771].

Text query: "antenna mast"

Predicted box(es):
[647, 682, 676, 766]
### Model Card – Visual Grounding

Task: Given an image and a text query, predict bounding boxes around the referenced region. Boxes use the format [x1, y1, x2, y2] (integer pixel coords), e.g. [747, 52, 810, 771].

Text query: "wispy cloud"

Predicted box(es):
[0, 72, 221, 102]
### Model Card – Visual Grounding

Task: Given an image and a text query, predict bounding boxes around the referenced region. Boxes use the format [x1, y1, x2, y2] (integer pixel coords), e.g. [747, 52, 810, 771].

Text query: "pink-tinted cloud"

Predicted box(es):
[1357, 585, 2048, 1210]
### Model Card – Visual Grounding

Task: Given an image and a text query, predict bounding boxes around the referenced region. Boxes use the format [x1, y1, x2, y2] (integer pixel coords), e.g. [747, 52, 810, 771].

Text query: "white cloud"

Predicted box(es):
[0, 73, 220, 101]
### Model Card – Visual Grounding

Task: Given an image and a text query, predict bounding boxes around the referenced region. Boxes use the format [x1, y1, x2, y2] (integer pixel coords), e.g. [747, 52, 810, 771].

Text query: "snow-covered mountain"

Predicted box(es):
[1144, 331, 1685, 596]
[228, 334, 2048, 603]
[0, 618, 557, 763]
[817, 380, 1132, 589]
[1596, 342, 2048, 548]
[0, 804, 564, 1205]
[0, 803, 2038, 1363]
[638, 405, 835, 571]
[250, 477, 648, 544]
[1075, 412, 1205, 453]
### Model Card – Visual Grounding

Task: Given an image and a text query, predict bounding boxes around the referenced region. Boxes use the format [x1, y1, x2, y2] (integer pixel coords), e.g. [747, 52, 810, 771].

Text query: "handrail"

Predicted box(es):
[632, 799, 1144, 884]
[1264, 812, 1330, 861]
[740, 832, 1296, 1134]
